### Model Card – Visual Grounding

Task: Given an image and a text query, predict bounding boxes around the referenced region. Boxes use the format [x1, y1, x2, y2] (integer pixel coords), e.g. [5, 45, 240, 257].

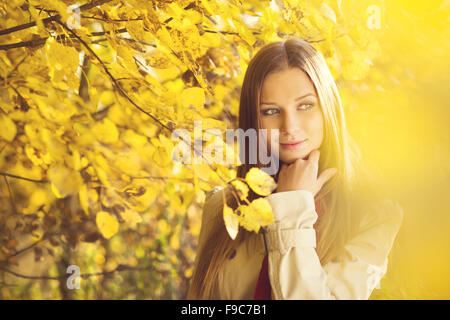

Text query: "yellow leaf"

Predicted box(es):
[101, 188, 122, 208]
[95, 167, 111, 187]
[153, 133, 174, 167]
[180, 87, 205, 109]
[108, 104, 128, 127]
[94, 253, 105, 265]
[23, 188, 51, 215]
[40, 128, 66, 163]
[236, 204, 259, 233]
[320, 3, 337, 24]
[0, 114, 17, 142]
[25, 145, 43, 166]
[126, 20, 146, 41]
[198, 180, 212, 192]
[47, 165, 83, 198]
[216, 165, 235, 181]
[130, 187, 157, 212]
[45, 37, 79, 89]
[236, 21, 257, 46]
[200, 31, 222, 47]
[92, 119, 119, 144]
[249, 198, 274, 227]
[170, 234, 180, 250]
[122, 129, 148, 148]
[223, 204, 239, 240]
[50, 183, 63, 198]
[193, 163, 211, 181]
[159, 133, 174, 150]
[99, 91, 116, 108]
[158, 219, 171, 236]
[113, 153, 142, 176]
[116, 45, 139, 74]
[119, 208, 143, 229]
[185, 267, 193, 278]
[153, 146, 172, 167]
[96, 211, 119, 239]
[200, 0, 216, 16]
[79, 184, 98, 216]
[238, 198, 274, 233]
[245, 167, 277, 196]
[230, 180, 249, 201]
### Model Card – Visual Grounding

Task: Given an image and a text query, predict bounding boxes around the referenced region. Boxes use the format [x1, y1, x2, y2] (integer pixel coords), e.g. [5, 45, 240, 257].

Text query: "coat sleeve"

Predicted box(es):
[264, 189, 403, 300]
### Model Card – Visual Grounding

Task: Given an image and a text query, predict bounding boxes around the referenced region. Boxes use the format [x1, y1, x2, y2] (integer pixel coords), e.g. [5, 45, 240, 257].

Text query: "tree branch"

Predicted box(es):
[0, 28, 129, 51]
[2, 14, 243, 201]
[0, 143, 7, 155]
[0, 171, 48, 183]
[55, 18, 173, 134]
[0, 0, 114, 36]
[130, 176, 195, 183]
[0, 263, 169, 281]
[3, 176, 18, 215]
[0, 235, 51, 266]
[0, 56, 27, 82]
[80, 14, 143, 22]
[0, 266, 61, 280]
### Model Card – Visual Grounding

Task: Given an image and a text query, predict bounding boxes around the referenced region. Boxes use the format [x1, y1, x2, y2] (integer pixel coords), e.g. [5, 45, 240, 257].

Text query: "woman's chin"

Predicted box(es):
[280, 153, 309, 164]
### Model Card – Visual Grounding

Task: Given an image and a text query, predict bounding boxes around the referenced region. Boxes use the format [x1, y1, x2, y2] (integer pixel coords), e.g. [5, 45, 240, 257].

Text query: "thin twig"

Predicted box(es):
[0, 0, 114, 36]
[2, 14, 246, 213]
[0, 56, 27, 81]
[0, 143, 7, 155]
[0, 28, 129, 51]
[0, 263, 169, 281]
[0, 235, 50, 265]
[0, 171, 48, 183]
[3, 176, 18, 215]
[55, 19, 172, 133]
[0, 266, 61, 280]
[130, 176, 194, 183]
[80, 15, 143, 22]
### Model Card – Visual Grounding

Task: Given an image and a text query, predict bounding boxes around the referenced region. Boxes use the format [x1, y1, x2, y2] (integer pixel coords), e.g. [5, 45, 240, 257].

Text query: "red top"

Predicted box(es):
[253, 198, 321, 300]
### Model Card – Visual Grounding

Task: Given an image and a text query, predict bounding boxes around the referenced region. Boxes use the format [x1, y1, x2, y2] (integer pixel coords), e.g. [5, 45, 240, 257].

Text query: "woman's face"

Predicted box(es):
[258, 67, 324, 165]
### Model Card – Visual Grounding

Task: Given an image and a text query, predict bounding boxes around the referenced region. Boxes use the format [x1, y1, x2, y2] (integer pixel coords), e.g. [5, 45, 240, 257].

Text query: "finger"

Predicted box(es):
[308, 149, 320, 163]
[317, 167, 337, 189]
[294, 155, 307, 165]
[306, 150, 320, 175]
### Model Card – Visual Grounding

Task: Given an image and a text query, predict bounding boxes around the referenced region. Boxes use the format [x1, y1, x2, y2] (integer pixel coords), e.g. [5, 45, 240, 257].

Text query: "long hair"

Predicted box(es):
[188, 37, 383, 299]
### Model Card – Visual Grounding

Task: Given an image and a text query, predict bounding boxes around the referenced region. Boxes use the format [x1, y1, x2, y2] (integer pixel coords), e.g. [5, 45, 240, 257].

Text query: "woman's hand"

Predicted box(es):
[275, 149, 337, 196]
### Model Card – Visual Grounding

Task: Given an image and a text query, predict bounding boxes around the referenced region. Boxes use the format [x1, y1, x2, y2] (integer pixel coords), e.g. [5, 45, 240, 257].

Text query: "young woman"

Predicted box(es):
[187, 37, 403, 300]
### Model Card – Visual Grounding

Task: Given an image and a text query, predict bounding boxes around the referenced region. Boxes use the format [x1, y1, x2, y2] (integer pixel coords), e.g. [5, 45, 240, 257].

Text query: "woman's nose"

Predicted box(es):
[281, 111, 301, 135]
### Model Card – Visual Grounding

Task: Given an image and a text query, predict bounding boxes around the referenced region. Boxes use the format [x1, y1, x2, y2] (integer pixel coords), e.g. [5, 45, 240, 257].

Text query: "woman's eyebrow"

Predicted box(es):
[260, 93, 316, 105]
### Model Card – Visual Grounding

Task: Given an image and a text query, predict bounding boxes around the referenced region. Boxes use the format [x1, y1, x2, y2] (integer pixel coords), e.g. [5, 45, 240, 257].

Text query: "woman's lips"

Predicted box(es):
[280, 139, 306, 150]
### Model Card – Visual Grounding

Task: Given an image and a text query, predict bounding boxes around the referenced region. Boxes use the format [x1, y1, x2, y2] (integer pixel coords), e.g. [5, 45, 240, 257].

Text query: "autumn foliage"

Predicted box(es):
[2, 0, 441, 299]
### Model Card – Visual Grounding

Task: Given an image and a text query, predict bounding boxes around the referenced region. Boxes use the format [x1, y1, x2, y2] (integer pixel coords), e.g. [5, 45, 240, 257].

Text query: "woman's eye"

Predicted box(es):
[261, 104, 314, 116]
[261, 108, 279, 116]
[298, 103, 314, 110]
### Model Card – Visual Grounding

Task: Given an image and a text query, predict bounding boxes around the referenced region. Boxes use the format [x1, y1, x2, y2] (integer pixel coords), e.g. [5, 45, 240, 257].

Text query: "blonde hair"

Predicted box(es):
[187, 37, 382, 299]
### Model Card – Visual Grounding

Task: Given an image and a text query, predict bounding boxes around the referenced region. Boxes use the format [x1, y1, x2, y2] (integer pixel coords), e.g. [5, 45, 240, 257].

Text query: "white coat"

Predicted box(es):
[194, 187, 403, 300]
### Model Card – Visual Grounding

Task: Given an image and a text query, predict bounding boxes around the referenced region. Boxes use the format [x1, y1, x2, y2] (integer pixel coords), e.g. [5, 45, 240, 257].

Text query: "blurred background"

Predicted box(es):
[0, 0, 449, 299]
[344, 0, 450, 299]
